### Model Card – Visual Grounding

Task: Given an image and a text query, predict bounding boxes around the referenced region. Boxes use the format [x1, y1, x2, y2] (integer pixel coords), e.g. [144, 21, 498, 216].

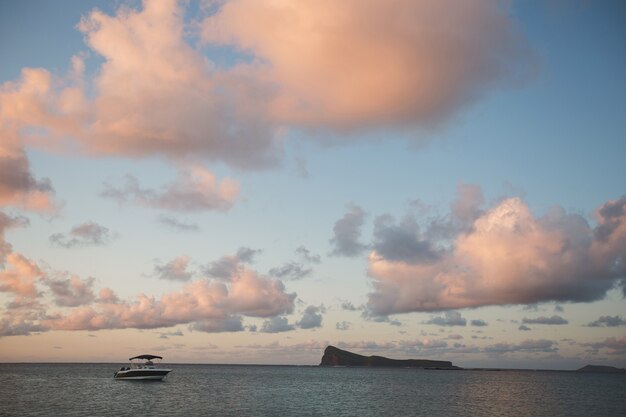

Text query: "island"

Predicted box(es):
[576, 365, 626, 374]
[319, 345, 462, 369]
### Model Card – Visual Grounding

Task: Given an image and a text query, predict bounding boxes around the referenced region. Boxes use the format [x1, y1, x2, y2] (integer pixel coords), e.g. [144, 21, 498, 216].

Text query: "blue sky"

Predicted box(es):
[0, 0, 625, 368]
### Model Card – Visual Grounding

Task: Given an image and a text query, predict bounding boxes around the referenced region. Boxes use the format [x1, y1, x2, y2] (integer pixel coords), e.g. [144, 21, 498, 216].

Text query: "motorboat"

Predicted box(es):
[113, 354, 172, 381]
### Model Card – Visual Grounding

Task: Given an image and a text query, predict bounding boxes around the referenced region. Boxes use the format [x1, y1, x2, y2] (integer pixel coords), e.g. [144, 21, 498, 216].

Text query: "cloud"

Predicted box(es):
[522, 315, 568, 325]
[340, 301, 360, 311]
[484, 339, 557, 354]
[158, 329, 184, 339]
[0, 1, 281, 169]
[44, 275, 96, 307]
[203, 0, 534, 130]
[0, 296, 48, 337]
[0, 150, 56, 212]
[49, 221, 112, 248]
[295, 246, 321, 264]
[298, 305, 323, 329]
[585, 335, 626, 355]
[190, 316, 245, 333]
[0, 69, 75, 213]
[586, 315, 626, 327]
[361, 312, 401, 326]
[336, 321, 351, 331]
[450, 184, 486, 229]
[424, 184, 487, 243]
[594, 196, 626, 241]
[0, 96, 56, 211]
[0, 317, 46, 337]
[151, 256, 193, 282]
[36, 265, 295, 332]
[329, 204, 368, 257]
[399, 339, 449, 350]
[236, 247, 260, 263]
[260, 316, 295, 333]
[336, 341, 398, 352]
[424, 311, 467, 327]
[619, 280, 626, 298]
[101, 166, 238, 212]
[157, 215, 200, 232]
[0, 253, 43, 298]
[518, 324, 531, 331]
[0, 213, 45, 299]
[0, 212, 29, 263]
[1, 216, 292, 336]
[367, 191, 626, 314]
[236, 340, 329, 354]
[2, 0, 534, 183]
[96, 287, 119, 304]
[372, 214, 441, 263]
[471, 319, 488, 327]
[268, 262, 312, 280]
[203, 247, 260, 279]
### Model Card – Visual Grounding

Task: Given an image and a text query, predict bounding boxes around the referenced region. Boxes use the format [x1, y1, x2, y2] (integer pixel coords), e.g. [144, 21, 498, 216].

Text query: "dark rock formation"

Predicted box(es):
[576, 365, 626, 373]
[319, 345, 462, 369]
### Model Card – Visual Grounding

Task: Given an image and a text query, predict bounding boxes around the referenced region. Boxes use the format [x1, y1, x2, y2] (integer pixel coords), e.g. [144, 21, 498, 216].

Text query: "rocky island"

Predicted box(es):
[576, 365, 626, 373]
[319, 345, 462, 369]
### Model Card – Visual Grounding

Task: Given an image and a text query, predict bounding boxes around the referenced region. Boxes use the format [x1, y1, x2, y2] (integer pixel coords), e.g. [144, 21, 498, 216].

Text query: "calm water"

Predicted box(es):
[1, 363, 625, 416]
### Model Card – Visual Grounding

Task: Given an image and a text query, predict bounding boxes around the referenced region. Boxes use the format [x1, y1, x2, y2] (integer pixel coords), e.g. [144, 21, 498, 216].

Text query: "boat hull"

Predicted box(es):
[114, 369, 172, 381]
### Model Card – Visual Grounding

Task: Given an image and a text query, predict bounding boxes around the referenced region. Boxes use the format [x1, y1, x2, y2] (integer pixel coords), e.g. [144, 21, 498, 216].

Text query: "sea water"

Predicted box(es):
[1, 363, 625, 416]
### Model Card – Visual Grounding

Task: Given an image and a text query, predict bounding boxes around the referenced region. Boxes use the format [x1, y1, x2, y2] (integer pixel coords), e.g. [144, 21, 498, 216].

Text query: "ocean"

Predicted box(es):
[1, 363, 625, 416]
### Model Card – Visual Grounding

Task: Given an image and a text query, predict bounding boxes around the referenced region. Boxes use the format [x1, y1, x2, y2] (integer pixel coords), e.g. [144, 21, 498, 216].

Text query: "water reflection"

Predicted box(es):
[1, 364, 625, 416]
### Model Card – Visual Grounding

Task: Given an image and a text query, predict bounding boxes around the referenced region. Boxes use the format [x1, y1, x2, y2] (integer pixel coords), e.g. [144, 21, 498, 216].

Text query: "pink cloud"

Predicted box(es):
[0, 212, 28, 262]
[367, 193, 626, 314]
[151, 256, 193, 282]
[203, 0, 534, 129]
[0, 146, 56, 212]
[0, 243, 295, 336]
[1, 296, 50, 337]
[0, 212, 45, 299]
[41, 265, 295, 332]
[96, 287, 119, 304]
[44, 275, 96, 307]
[101, 165, 239, 212]
[0, 253, 43, 298]
[1, 0, 534, 176]
[0, 1, 280, 170]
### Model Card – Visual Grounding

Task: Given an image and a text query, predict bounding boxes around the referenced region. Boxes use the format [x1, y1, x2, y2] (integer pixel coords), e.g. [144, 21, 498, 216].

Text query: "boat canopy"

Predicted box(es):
[129, 354, 163, 361]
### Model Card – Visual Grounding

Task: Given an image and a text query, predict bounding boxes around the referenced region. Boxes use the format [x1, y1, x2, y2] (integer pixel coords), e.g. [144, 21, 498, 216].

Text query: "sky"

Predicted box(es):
[0, 0, 625, 369]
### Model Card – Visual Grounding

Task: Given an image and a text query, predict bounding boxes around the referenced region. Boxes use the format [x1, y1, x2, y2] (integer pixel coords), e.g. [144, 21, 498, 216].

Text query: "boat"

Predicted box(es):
[113, 354, 172, 381]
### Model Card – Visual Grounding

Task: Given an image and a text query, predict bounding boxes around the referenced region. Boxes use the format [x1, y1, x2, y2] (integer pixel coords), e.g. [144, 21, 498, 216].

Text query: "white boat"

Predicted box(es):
[113, 354, 172, 381]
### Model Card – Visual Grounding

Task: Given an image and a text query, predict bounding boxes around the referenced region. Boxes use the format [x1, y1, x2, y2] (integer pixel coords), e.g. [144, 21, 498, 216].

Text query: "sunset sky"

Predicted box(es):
[1, 0, 625, 369]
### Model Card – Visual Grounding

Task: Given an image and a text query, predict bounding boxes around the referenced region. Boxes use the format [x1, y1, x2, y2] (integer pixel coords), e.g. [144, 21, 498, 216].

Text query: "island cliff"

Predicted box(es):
[319, 345, 462, 369]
